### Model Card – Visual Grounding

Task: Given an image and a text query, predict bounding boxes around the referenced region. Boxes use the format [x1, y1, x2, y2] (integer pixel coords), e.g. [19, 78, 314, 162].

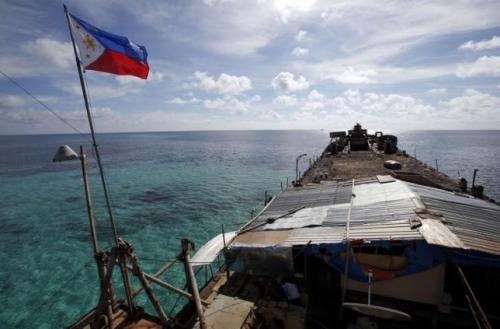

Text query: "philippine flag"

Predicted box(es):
[69, 14, 149, 79]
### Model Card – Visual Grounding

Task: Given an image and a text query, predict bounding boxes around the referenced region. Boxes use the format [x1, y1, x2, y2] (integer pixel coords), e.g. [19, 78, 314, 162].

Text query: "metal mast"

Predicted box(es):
[63, 4, 136, 315]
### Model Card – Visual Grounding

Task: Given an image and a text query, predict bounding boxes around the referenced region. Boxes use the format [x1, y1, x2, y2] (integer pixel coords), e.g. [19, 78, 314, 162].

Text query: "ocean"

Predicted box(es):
[0, 130, 499, 328]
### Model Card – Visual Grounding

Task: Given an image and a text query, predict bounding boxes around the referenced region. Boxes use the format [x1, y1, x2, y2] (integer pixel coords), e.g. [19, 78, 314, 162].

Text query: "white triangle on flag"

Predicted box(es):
[69, 16, 105, 68]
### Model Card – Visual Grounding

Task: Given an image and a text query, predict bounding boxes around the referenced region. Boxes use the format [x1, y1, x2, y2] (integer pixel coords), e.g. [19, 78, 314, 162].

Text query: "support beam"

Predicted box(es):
[132, 258, 177, 298]
[182, 239, 208, 329]
[125, 264, 209, 306]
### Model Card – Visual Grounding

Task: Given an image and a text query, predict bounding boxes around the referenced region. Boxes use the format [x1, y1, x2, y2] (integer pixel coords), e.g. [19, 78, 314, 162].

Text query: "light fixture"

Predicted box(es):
[53, 145, 79, 162]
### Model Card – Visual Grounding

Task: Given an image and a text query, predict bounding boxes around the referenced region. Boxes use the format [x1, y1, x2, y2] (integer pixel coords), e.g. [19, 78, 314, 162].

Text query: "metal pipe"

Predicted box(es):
[472, 169, 479, 188]
[80, 146, 113, 329]
[221, 224, 230, 278]
[221, 224, 226, 248]
[295, 153, 307, 182]
[79, 146, 99, 258]
[456, 264, 492, 329]
[367, 271, 372, 305]
[339, 179, 356, 323]
[64, 4, 135, 313]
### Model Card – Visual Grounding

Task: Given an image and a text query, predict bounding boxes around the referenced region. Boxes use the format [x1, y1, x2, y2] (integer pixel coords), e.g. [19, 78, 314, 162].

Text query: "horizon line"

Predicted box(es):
[1, 127, 500, 137]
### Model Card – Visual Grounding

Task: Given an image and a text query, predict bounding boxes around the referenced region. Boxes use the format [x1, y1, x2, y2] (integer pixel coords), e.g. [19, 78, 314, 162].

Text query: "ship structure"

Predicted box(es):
[68, 124, 499, 329]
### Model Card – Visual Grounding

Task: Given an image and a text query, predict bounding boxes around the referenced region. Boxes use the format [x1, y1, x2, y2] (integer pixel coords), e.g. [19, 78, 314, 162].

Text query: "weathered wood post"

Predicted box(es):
[80, 146, 114, 329]
[80, 146, 99, 257]
[126, 248, 170, 325]
[221, 224, 230, 279]
[182, 239, 208, 329]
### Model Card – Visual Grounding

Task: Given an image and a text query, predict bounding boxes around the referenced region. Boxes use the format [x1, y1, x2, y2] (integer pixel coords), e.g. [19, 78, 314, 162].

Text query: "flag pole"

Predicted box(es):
[63, 4, 136, 316]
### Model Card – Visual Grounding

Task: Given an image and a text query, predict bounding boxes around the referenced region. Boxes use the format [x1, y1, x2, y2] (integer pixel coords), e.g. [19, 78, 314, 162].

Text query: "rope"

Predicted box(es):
[141, 257, 221, 265]
[456, 264, 492, 329]
[0, 70, 91, 141]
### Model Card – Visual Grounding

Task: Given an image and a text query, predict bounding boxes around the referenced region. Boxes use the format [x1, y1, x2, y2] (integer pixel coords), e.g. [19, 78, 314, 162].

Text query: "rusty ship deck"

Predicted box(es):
[68, 125, 500, 329]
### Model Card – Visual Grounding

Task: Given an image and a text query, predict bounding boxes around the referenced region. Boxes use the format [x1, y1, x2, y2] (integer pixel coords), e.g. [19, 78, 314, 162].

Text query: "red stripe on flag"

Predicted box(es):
[85, 49, 149, 79]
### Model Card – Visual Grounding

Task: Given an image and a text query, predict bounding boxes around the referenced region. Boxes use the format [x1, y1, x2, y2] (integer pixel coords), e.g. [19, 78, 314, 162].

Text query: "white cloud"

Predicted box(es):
[250, 94, 261, 102]
[456, 56, 500, 78]
[442, 89, 500, 116]
[272, 72, 310, 93]
[273, 95, 297, 106]
[203, 95, 259, 114]
[21, 38, 73, 69]
[0, 37, 74, 77]
[297, 89, 435, 117]
[304, 61, 455, 85]
[188, 71, 252, 95]
[0, 94, 28, 108]
[175, 2, 282, 56]
[0, 56, 38, 77]
[307, 89, 325, 101]
[319, 1, 500, 55]
[328, 66, 377, 84]
[272, 0, 317, 23]
[203, 0, 231, 5]
[168, 97, 201, 104]
[296, 30, 308, 41]
[426, 88, 447, 95]
[301, 89, 327, 111]
[459, 36, 500, 51]
[0, 107, 47, 124]
[116, 71, 165, 84]
[291, 47, 309, 57]
[60, 82, 140, 100]
[260, 109, 283, 120]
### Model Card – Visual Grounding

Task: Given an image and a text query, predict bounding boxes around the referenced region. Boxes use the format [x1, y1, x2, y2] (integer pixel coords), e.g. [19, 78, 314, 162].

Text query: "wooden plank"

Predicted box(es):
[418, 218, 467, 249]
[377, 175, 396, 184]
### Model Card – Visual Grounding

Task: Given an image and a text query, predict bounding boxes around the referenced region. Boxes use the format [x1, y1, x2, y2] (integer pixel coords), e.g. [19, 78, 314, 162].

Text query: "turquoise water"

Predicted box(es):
[0, 130, 499, 328]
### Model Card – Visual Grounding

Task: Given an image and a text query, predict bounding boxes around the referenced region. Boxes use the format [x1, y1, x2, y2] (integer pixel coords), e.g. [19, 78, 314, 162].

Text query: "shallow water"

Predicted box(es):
[0, 130, 498, 327]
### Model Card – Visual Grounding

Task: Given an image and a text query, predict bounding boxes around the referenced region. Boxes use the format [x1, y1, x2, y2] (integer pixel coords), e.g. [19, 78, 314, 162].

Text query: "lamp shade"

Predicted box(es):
[53, 145, 79, 162]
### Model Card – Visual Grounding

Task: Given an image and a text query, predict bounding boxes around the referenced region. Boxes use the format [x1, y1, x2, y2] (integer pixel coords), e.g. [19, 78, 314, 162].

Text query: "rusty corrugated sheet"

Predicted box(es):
[253, 183, 352, 228]
[281, 226, 345, 246]
[409, 182, 500, 255]
[349, 220, 422, 241]
[234, 178, 500, 256]
[418, 218, 467, 249]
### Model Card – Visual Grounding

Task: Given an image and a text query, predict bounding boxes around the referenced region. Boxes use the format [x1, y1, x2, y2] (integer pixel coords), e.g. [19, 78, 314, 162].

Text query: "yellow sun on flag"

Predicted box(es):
[83, 34, 97, 51]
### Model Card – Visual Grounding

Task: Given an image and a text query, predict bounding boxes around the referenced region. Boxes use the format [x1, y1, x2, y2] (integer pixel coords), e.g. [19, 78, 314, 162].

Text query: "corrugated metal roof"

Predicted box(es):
[418, 218, 466, 249]
[229, 178, 500, 256]
[244, 180, 424, 245]
[349, 220, 422, 241]
[252, 183, 352, 228]
[281, 226, 345, 246]
[281, 220, 421, 246]
[323, 199, 416, 226]
[256, 180, 419, 230]
[408, 183, 500, 255]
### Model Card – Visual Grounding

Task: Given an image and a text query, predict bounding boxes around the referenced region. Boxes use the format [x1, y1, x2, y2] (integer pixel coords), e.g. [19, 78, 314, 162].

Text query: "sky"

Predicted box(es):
[0, 0, 500, 134]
